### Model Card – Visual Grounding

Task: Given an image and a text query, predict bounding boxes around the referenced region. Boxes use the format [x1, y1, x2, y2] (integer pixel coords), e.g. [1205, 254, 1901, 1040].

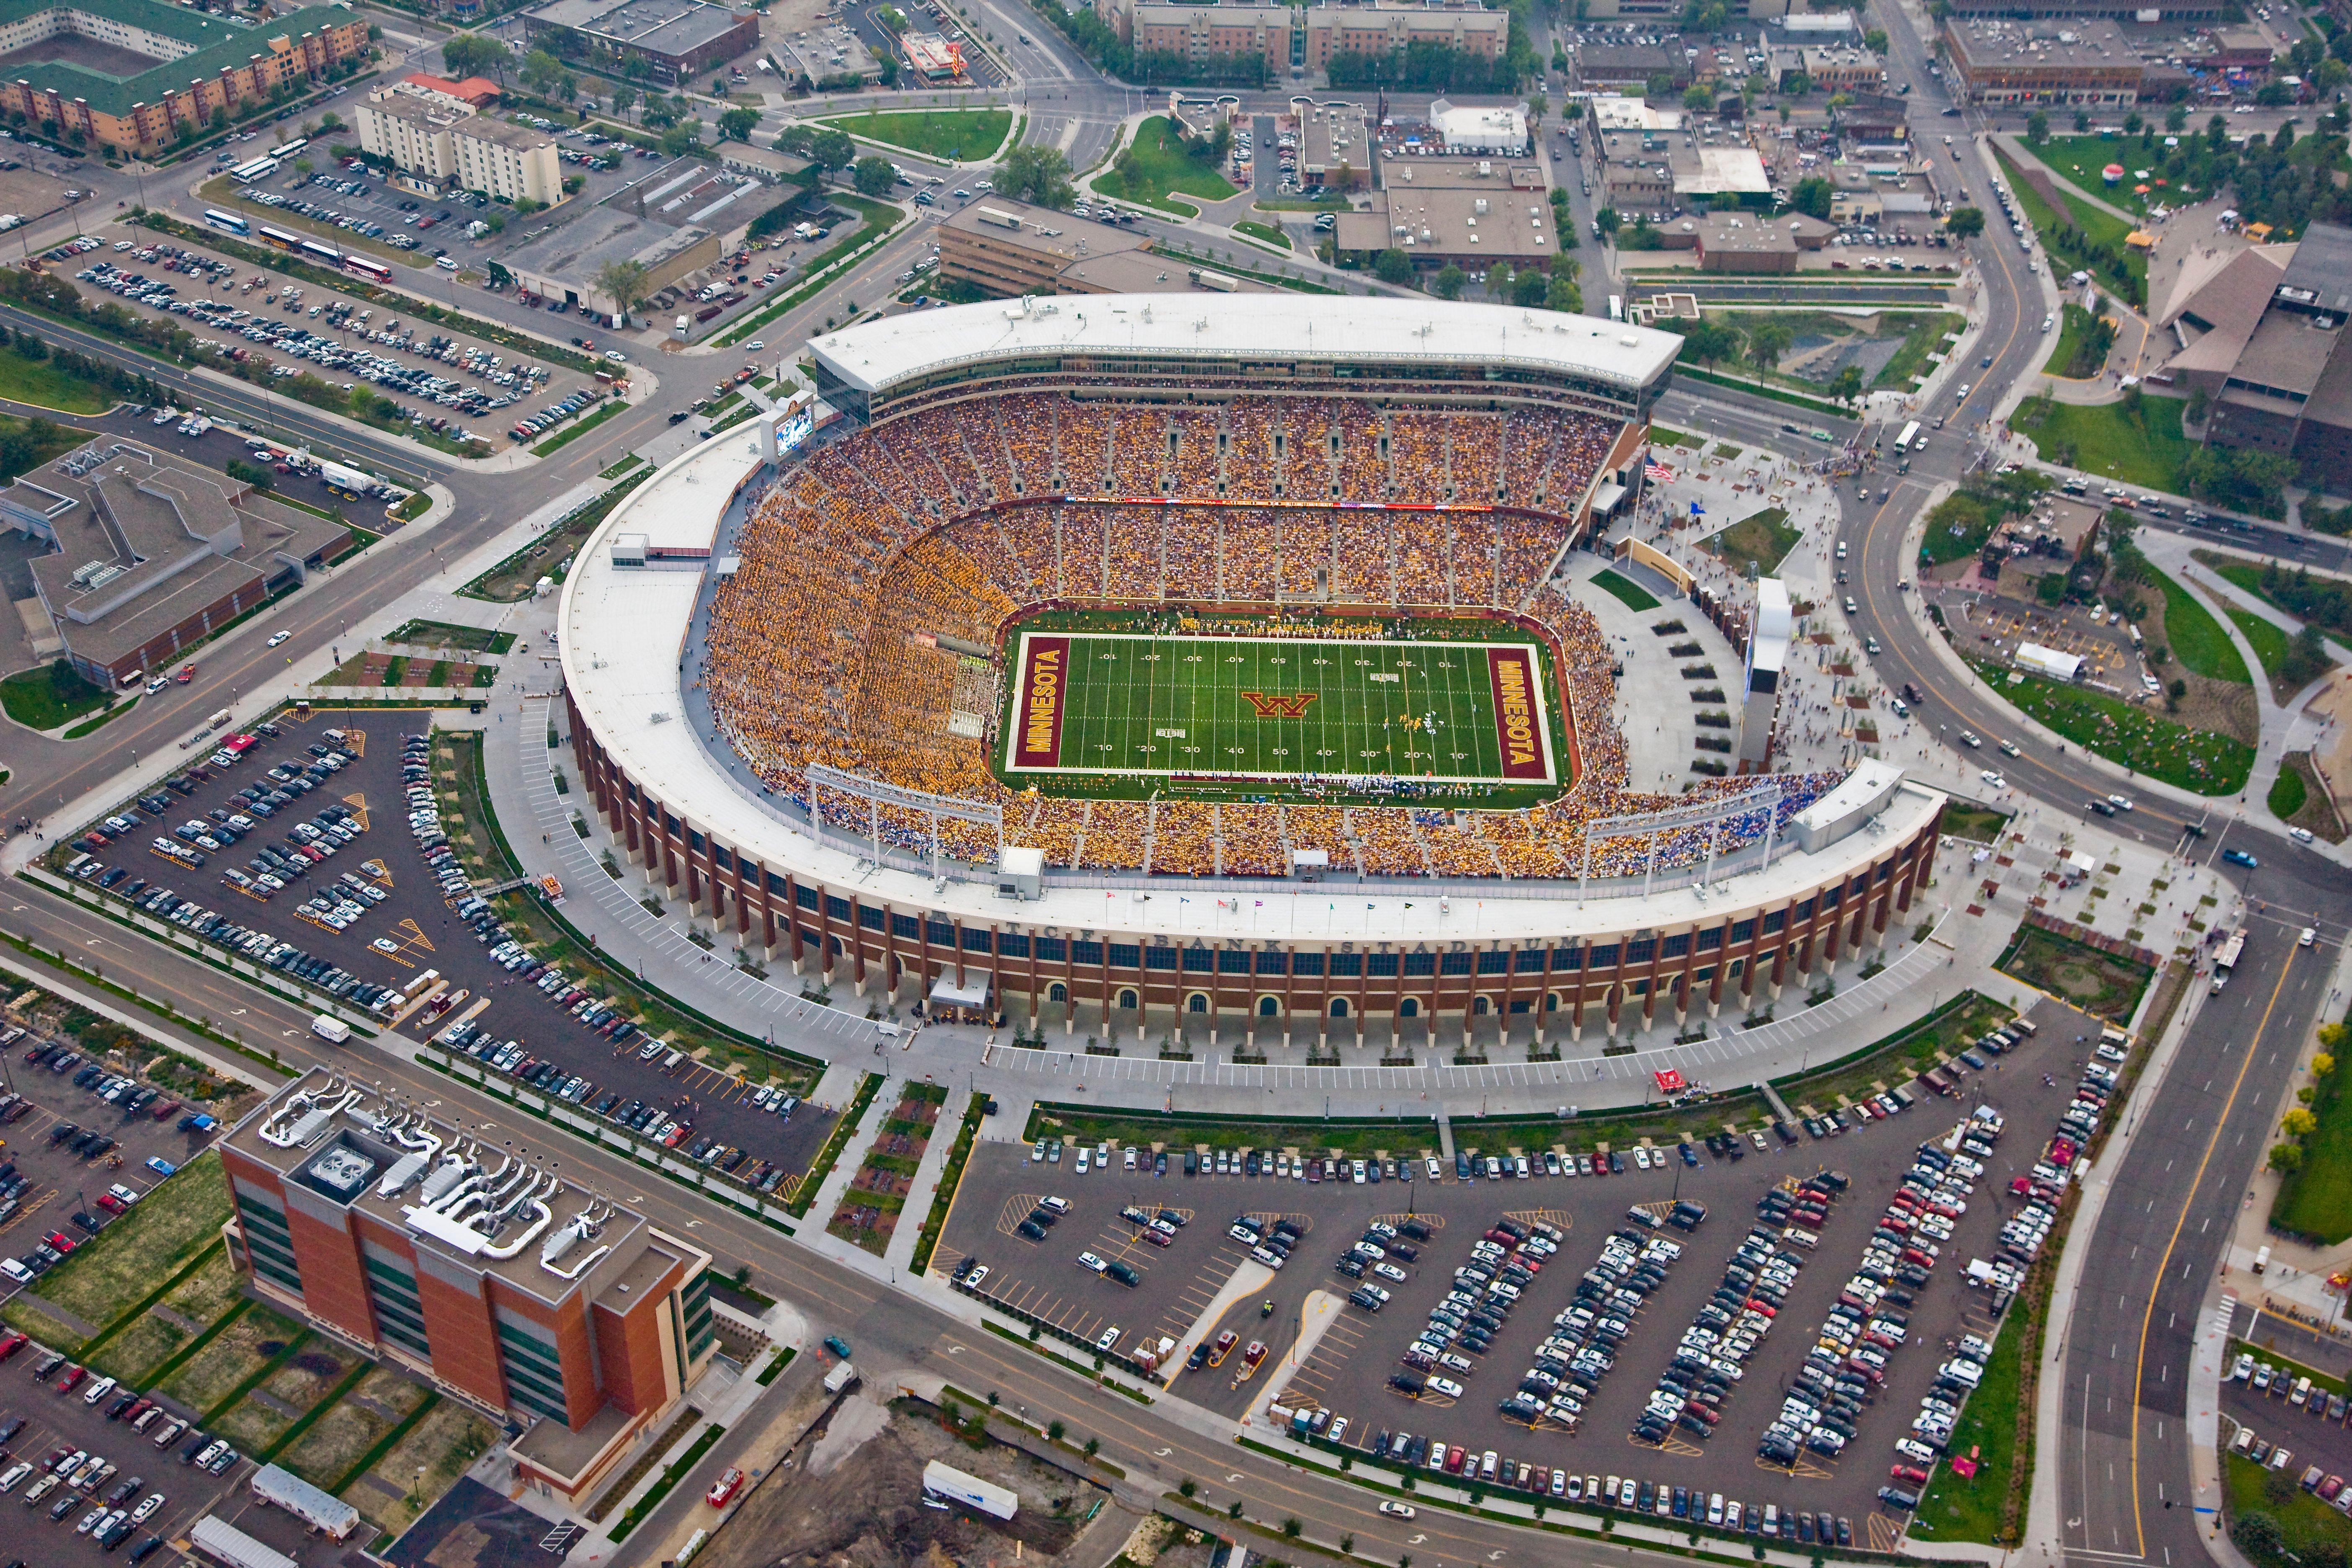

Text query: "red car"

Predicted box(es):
[43, 1232, 73, 1255]
[55, 1364, 84, 1394]
[0, 1332, 26, 1362]
[1891, 1464, 1930, 1485]
[705, 1467, 743, 1508]
[95, 1195, 125, 1215]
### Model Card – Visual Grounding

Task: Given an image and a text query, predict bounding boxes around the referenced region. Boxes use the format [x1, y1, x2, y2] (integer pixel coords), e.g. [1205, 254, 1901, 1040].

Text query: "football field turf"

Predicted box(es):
[999, 616, 1568, 806]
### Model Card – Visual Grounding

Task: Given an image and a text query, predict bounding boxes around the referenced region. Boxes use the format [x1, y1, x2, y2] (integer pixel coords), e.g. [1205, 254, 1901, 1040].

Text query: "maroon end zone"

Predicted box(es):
[1012, 635, 1071, 768]
[1486, 647, 1551, 781]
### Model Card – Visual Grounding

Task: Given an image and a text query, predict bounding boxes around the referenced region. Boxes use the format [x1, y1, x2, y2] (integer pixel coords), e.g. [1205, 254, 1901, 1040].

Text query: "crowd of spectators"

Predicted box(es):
[700, 388, 1846, 885]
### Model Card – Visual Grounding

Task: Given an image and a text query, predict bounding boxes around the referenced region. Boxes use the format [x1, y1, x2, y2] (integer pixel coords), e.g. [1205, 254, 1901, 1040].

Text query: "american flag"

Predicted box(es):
[1645, 460, 1677, 483]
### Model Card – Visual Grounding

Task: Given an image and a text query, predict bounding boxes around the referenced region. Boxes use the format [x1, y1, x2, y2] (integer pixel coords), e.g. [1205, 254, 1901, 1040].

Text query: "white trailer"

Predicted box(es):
[250, 1463, 362, 1540]
[824, 1360, 859, 1394]
[923, 1460, 1017, 1520]
[315, 459, 376, 499]
[191, 1516, 299, 1568]
[2014, 642, 2083, 682]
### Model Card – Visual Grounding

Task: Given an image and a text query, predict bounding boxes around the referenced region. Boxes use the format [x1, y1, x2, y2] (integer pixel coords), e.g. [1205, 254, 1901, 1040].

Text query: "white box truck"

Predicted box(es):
[310, 1015, 350, 1044]
[824, 1360, 858, 1394]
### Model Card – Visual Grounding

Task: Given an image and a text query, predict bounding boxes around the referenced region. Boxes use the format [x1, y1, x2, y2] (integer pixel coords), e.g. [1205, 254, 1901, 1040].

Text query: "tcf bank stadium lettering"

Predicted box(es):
[1486, 647, 1551, 781]
[1015, 636, 1071, 768]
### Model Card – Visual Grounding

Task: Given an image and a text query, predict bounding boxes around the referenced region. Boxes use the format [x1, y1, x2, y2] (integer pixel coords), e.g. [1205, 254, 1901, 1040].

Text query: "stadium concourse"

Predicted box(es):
[562, 296, 1947, 1062]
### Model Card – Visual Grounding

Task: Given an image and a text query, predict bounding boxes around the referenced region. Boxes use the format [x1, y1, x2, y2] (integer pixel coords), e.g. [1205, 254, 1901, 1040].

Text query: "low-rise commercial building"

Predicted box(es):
[522, 0, 759, 85]
[3, 441, 346, 689]
[222, 1070, 716, 1503]
[1333, 158, 1554, 268]
[1941, 17, 2144, 104]
[1645, 211, 1835, 271]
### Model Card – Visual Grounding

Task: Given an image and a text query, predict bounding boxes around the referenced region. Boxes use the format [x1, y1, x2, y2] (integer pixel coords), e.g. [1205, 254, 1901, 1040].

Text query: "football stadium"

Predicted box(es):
[562, 295, 1947, 1058]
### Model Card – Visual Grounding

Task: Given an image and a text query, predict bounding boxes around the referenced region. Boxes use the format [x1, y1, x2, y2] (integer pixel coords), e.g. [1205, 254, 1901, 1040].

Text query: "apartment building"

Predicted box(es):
[1303, 2, 1507, 71]
[356, 88, 564, 205]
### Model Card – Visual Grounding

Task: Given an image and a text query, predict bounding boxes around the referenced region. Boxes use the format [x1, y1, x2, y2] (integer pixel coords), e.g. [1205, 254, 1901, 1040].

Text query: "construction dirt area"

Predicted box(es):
[696, 1394, 1117, 1568]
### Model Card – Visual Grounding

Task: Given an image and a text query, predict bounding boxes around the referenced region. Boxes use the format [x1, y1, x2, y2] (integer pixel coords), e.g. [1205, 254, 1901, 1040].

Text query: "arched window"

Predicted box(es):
[1545, 993, 1560, 1013]
[1187, 993, 1209, 1014]
[1400, 998, 1421, 1019]
[1047, 981, 1067, 1003]
[1117, 988, 1139, 1009]
[1472, 996, 1491, 1016]
[1257, 995, 1279, 1016]
[1330, 998, 1350, 1018]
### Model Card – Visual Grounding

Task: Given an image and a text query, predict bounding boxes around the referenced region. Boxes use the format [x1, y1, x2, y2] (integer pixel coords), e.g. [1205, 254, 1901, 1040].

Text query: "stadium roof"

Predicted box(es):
[807, 294, 1684, 400]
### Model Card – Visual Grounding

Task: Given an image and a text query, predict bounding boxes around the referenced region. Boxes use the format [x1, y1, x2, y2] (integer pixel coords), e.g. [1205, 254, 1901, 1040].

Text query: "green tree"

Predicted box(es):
[2027, 110, 2050, 144]
[1594, 206, 1620, 239]
[2284, 1107, 2318, 1137]
[1829, 364, 1865, 403]
[1676, 319, 1740, 366]
[998, 144, 1075, 207]
[1433, 262, 1466, 300]
[2166, 102, 2189, 131]
[660, 120, 704, 157]
[1746, 318, 1792, 371]
[717, 106, 759, 142]
[1374, 248, 1416, 286]
[807, 126, 856, 178]
[440, 32, 506, 83]
[1789, 175, 1832, 219]
[1546, 263, 1582, 313]
[596, 258, 650, 323]
[1684, 83, 1715, 113]
[853, 154, 896, 196]
[1863, 26, 1888, 51]
[611, 85, 637, 121]
[520, 48, 565, 97]
[1946, 205, 1986, 238]
[1511, 268, 1547, 307]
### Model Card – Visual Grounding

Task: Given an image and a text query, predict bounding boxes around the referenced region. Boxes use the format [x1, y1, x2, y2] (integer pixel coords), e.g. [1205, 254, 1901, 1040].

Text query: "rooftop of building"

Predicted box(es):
[460, 114, 560, 152]
[11, 441, 343, 669]
[808, 291, 1682, 398]
[1943, 16, 2139, 68]
[1380, 156, 1545, 188]
[524, 0, 749, 52]
[1588, 95, 1683, 132]
[1057, 249, 1269, 291]
[0, 0, 359, 116]
[2224, 308, 2341, 398]
[1334, 184, 1553, 259]
[400, 71, 502, 104]
[940, 193, 1156, 264]
[2274, 221, 2352, 315]
[226, 1067, 664, 1307]
[1678, 210, 1836, 251]
[500, 175, 738, 280]
[1297, 101, 1369, 173]
[1574, 41, 1679, 72]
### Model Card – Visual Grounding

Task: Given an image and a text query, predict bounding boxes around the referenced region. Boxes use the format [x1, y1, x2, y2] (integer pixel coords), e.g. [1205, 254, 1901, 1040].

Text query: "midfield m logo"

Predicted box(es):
[1240, 691, 1318, 719]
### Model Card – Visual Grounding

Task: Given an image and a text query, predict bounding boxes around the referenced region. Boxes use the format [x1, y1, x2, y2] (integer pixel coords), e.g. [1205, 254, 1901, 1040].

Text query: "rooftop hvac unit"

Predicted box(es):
[1473, 196, 1488, 214]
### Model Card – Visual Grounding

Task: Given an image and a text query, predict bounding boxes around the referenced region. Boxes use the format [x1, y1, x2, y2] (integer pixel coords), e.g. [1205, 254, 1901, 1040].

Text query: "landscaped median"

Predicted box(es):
[909, 1091, 988, 1274]
[817, 107, 1014, 163]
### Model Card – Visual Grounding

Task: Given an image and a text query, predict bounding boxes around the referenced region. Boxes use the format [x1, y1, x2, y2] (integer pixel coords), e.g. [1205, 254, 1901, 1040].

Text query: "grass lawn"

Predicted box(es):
[2269, 765, 2308, 821]
[2203, 555, 2352, 656]
[93, 1246, 241, 1381]
[1994, 145, 2146, 307]
[0, 661, 115, 731]
[5, 1153, 231, 1344]
[2012, 394, 2192, 492]
[1233, 219, 1291, 251]
[387, 620, 516, 655]
[1649, 427, 1706, 448]
[157, 1302, 303, 1414]
[1590, 569, 1661, 610]
[2016, 134, 2169, 217]
[2227, 605, 2291, 677]
[1910, 1275, 2032, 1544]
[1970, 659, 2252, 793]
[818, 107, 1012, 162]
[1997, 923, 2155, 1020]
[61, 695, 137, 740]
[347, 1398, 496, 1538]
[1941, 801, 2015, 843]
[2045, 302, 2103, 377]
[1872, 311, 1968, 392]
[2150, 567, 2251, 683]
[0, 344, 121, 413]
[1092, 116, 1238, 216]
[1707, 506, 1801, 576]
[2226, 1451, 2352, 1568]
[2272, 1063, 2352, 1242]
[279, 1366, 429, 1491]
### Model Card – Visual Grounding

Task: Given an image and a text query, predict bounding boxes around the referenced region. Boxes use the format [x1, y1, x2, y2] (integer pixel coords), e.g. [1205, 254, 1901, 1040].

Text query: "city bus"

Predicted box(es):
[342, 255, 392, 284]
[203, 209, 250, 236]
[227, 156, 279, 183]
[1894, 420, 1921, 453]
[270, 137, 307, 160]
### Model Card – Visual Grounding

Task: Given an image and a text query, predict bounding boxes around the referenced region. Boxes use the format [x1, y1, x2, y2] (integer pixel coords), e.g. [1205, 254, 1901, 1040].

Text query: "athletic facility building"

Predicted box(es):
[0, 0, 369, 155]
[562, 296, 1947, 1056]
[222, 1069, 717, 1503]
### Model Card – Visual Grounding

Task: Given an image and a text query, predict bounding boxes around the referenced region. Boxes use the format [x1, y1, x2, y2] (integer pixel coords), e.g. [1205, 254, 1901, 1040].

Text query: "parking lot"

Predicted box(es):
[53, 707, 836, 1209]
[939, 996, 2096, 1539]
[2223, 1328, 2352, 1508]
[57, 229, 613, 454]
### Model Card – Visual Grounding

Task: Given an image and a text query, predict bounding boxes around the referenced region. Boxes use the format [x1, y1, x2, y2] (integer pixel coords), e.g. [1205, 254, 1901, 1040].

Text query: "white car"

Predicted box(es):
[130, 1494, 164, 1524]
[266, 630, 290, 647]
[1998, 740, 2020, 757]
[1981, 771, 2005, 788]
[962, 1264, 988, 1289]
[1077, 1251, 1107, 1273]
[143, 676, 167, 695]
[2107, 794, 2134, 811]
[1427, 1376, 1465, 1398]
[1378, 1501, 1417, 1519]
[1426, 1158, 1445, 1180]
[1375, 1261, 1408, 1282]
[1094, 1324, 1121, 1351]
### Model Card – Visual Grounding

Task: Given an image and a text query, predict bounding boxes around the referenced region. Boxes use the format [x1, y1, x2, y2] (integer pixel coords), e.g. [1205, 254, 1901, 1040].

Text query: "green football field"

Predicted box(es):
[998, 615, 1568, 806]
